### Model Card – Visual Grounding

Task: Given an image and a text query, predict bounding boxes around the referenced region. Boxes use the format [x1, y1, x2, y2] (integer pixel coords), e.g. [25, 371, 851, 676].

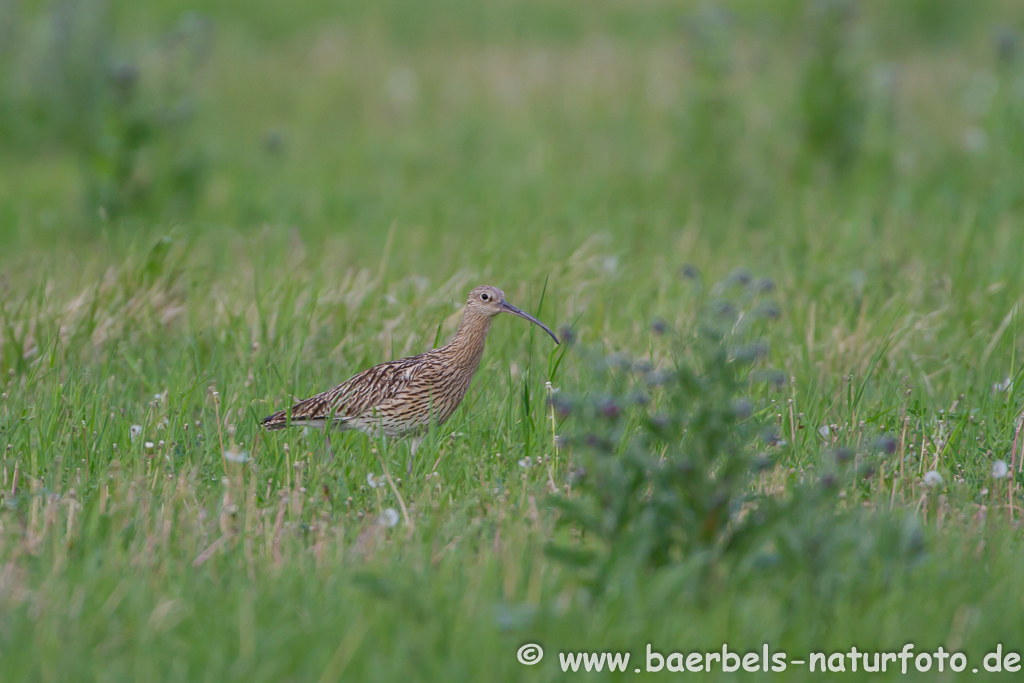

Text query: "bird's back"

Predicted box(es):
[262, 346, 480, 437]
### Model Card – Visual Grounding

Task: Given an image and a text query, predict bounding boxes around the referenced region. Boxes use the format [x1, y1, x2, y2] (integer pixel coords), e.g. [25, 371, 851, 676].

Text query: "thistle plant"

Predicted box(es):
[546, 270, 780, 589]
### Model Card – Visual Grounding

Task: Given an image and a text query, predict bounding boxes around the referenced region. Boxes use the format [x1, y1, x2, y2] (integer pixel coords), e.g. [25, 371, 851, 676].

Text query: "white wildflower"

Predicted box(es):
[518, 457, 532, 469]
[992, 460, 1009, 479]
[380, 508, 400, 528]
[130, 425, 142, 442]
[818, 425, 830, 438]
[223, 449, 249, 463]
[367, 473, 380, 489]
[923, 470, 943, 487]
[144, 441, 154, 451]
[992, 377, 1012, 394]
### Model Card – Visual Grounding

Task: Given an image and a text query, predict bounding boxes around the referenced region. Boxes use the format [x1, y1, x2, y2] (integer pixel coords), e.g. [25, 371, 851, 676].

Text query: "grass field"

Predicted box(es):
[3, 0, 1024, 679]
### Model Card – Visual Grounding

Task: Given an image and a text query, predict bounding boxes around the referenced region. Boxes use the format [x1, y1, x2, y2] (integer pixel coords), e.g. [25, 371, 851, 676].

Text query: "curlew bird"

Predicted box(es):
[262, 285, 558, 456]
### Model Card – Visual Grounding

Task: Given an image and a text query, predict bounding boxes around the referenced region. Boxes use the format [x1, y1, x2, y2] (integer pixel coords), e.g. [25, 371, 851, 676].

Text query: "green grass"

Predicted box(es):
[3, 0, 1024, 679]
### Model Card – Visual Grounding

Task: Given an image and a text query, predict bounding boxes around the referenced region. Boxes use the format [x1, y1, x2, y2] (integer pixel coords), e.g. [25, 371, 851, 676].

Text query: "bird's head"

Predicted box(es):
[466, 285, 559, 344]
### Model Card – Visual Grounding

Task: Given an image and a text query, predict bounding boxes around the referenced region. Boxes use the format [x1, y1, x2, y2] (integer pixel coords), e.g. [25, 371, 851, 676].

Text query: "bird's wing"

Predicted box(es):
[265, 354, 432, 428]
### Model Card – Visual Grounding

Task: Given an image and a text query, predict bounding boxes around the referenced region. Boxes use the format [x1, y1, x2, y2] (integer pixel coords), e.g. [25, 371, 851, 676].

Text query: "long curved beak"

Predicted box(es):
[500, 300, 560, 344]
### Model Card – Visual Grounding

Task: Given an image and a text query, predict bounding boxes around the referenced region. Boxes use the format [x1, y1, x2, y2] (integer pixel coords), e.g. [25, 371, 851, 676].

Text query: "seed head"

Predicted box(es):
[223, 449, 249, 464]
[380, 508, 400, 528]
[992, 460, 1009, 479]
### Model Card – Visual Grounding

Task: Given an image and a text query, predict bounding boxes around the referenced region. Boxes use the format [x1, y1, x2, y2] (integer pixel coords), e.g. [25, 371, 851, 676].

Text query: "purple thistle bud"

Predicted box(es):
[726, 267, 753, 286]
[753, 301, 781, 320]
[547, 394, 573, 419]
[632, 360, 652, 373]
[730, 341, 769, 363]
[680, 264, 701, 280]
[712, 300, 738, 321]
[873, 434, 897, 455]
[597, 397, 621, 420]
[646, 370, 671, 387]
[628, 391, 650, 407]
[833, 447, 853, 464]
[649, 414, 670, 430]
[731, 398, 753, 419]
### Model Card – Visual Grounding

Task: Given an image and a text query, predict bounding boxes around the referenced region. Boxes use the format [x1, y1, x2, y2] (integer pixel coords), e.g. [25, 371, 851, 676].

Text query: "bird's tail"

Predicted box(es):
[261, 410, 290, 431]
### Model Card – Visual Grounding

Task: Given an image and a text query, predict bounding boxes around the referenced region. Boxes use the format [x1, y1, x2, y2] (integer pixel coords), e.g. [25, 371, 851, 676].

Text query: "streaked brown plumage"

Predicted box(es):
[262, 286, 558, 442]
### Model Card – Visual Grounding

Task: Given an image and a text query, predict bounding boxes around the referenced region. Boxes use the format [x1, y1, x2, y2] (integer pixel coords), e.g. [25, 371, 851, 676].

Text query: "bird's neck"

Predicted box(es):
[446, 310, 492, 368]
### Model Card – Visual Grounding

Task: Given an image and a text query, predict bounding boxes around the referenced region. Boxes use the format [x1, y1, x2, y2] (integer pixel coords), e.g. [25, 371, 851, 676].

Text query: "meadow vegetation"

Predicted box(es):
[2, 0, 1024, 679]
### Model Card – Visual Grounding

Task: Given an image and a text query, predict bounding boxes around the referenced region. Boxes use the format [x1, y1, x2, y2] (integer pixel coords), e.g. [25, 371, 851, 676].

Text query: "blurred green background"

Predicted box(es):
[4, 1, 1024, 680]
[2, 0, 1022, 263]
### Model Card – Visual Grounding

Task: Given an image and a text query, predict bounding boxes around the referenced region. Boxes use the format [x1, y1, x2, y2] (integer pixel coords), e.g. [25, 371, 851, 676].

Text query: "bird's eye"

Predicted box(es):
[481, 293, 490, 301]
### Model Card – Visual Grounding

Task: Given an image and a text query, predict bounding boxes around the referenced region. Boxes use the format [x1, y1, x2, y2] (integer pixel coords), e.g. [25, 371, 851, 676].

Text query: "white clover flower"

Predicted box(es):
[992, 377, 1012, 394]
[130, 425, 142, 442]
[380, 508, 399, 528]
[223, 449, 249, 464]
[992, 460, 1009, 479]
[923, 470, 943, 487]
